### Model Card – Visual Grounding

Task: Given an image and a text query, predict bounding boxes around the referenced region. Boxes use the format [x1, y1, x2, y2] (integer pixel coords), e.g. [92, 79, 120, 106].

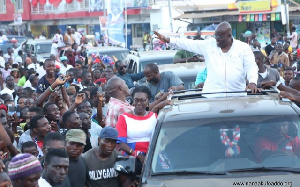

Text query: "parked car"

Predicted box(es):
[158, 62, 206, 90]
[25, 39, 52, 63]
[115, 90, 300, 186]
[126, 50, 178, 74]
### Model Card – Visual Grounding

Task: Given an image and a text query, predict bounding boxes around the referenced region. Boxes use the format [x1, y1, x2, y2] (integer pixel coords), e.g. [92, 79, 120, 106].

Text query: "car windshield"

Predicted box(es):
[88, 50, 128, 62]
[152, 115, 300, 175]
[36, 44, 52, 54]
[140, 59, 173, 72]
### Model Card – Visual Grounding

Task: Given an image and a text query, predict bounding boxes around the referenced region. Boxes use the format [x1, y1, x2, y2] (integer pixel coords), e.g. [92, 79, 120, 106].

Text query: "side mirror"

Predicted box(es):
[114, 156, 136, 175]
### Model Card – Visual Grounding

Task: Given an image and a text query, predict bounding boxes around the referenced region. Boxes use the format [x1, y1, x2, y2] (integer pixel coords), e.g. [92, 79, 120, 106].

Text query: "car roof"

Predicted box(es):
[129, 50, 177, 60]
[26, 39, 52, 44]
[158, 62, 205, 78]
[160, 92, 300, 122]
[86, 46, 129, 53]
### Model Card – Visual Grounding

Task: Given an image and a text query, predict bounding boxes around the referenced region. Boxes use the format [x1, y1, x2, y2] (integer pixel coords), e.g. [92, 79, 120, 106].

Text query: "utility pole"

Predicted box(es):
[284, 0, 290, 37]
[168, 0, 173, 32]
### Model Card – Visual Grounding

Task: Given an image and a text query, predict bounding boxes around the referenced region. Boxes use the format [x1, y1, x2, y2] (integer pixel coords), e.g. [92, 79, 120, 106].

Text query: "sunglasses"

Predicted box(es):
[120, 65, 127, 70]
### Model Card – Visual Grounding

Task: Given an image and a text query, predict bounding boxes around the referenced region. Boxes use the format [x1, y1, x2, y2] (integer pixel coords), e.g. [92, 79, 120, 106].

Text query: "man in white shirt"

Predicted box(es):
[4, 47, 14, 63]
[154, 22, 258, 97]
[72, 28, 82, 45]
[14, 50, 23, 67]
[59, 56, 73, 75]
[290, 27, 298, 50]
[24, 74, 39, 91]
[0, 76, 15, 95]
[53, 28, 65, 48]
[51, 39, 59, 57]
[0, 50, 5, 68]
[27, 56, 40, 70]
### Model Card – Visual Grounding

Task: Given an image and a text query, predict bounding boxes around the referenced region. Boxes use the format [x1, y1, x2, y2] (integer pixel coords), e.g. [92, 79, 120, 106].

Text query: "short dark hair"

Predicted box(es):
[132, 86, 152, 100]
[144, 63, 159, 72]
[23, 87, 33, 95]
[90, 87, 98, 98]
[43, 132, 65, 148]
[18, 50, 23, 56]
[115, 60, 123, 68]
[17, 95, 28, 103]
[29, 115, 45, 130]
[21, 141, 37, 153]
[4, 100, 14, 105]
[43, 102, 56, 114]
[44, 59, 55, 67]
[77, 99, 90, 110]
[253, 50, 264, 59]
[28, 107, 43, 115]
[62, 111, 75, 124]
[45, 149, 68, 165]
[0, 94, 11, 101]
[284, 68, 294, 72]
[82, 71, 90, 78]
[6, 75, 13, 82]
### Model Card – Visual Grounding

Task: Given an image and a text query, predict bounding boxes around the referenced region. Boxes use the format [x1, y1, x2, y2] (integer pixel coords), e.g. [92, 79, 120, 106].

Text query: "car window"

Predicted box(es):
[181, 77, 196, 89]
[152, 115, 300, 174]
[36, 44, 52, 54]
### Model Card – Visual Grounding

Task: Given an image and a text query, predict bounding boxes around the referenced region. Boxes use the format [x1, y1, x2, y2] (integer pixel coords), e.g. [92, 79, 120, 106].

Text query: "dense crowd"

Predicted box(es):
[0, 25, 183, 187]
[1, 22, 300, 187]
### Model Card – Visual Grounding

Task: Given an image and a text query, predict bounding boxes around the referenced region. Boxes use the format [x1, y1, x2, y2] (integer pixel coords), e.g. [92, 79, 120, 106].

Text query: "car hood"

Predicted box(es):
[143, 174, 298, 187]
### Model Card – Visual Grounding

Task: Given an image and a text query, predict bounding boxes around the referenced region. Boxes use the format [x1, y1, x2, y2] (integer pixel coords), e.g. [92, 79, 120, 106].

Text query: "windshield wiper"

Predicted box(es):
[226, 167, 300, 174]
[152, 170, 226, 176]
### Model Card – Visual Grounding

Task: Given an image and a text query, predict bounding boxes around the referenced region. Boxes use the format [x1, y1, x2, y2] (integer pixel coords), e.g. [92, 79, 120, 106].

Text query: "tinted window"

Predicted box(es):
[139, 59, 173, 72]
[36, 44, 52, 54]
[152, 115, 300, 174]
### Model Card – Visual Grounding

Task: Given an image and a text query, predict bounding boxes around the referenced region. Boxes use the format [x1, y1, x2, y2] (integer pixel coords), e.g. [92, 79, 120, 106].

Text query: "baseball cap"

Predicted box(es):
[66, 129, 86, 145]
[29, 73, 39, 81]
[55, 65, 60, 69]
[99, 127, 118, 140]
[60, 56, 68, 62]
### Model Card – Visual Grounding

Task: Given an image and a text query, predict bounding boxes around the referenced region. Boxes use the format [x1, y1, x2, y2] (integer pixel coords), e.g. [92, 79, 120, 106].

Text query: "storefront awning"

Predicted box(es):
[174, 11, 239, 19]
[8, 21, 28, 26]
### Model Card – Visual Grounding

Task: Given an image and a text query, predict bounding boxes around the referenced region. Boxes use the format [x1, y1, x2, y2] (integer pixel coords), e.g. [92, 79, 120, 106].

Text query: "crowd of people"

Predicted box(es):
[1, 20, 300, 187]
[0, 24, 185, 186]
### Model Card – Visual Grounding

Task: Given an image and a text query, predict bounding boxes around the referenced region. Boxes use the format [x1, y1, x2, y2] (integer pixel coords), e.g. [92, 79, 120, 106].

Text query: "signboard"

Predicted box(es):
[250, 15, 255, 21]
[239, 0, 270, 13]
[13, 14, 22, 25]
[255, 14, 258, 21]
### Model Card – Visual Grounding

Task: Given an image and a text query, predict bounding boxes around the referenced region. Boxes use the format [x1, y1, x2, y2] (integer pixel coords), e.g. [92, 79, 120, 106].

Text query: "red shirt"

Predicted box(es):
[66, 53, 76, 67]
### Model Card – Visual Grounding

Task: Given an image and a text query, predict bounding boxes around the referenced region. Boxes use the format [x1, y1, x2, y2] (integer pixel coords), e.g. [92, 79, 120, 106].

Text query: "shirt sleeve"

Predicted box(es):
[129, 72, 145, 82]
[243, 43, 258, 84]
[170, 38, 207, 56]
[115, 115, 127, 144]
[173, 50, 184, 60]
[167, 71, 184, 86]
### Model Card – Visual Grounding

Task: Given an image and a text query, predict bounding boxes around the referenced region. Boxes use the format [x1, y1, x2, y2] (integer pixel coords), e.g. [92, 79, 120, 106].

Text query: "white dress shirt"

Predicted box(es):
[170, 38, 258, 97]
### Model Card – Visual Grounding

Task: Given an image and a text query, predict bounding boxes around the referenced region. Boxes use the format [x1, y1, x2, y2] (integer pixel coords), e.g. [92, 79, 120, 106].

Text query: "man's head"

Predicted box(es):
[15, 86, 23, 96]
[6, 76, 14, 88]
[66, 48, 73, 56]
[144, 63, 160, 85]
[75, 61, 82, 70]
[29, 74, 39, 88]
[284, 68, 294, 83]
[44, 149, 69, 186]
[42, 132, 65, 155]
[21, 141, 39, 157]
[8, 153, 42, 187]
[214, 22, 232, 49]
[57, 28, 61, 34]
[43, 103, 60, 121]
[31, 56, 37, 64]
[22, 87, 33, 98]
[82, 71, 92, 85]
[26, 107, 43, 127]
[76, 100, 92, 117]
[43, 59, 55, 76]
[24, 98, 35, 108]
[0, 171, 12, 187]
[271, 35, 277, 45]
[7, 47, 13, 54]
[65, 129, 86, 160]
[67, 28, 72, 35]
[289, 77, 300, 91]
[67, 70, 74, 83]
[115, 60, 127, 75]
[110, 0, 122, 15]
[62, 111, 82, 129]
[79, 112, 91, 130]
[105, 77, 129, 99]
[254, 51, 265, 67]
[98, 127, 118, 157]
[17, 95, 27, 108]
[30, 115, 51, 140]
[275, 43, 283, 54]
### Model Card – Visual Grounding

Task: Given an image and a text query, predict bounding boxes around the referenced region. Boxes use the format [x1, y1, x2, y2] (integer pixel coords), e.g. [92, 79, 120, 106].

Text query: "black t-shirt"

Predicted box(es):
[83, 134, 92, 153]
[67, 156, 87, 187]
[36, 74, 59, 93]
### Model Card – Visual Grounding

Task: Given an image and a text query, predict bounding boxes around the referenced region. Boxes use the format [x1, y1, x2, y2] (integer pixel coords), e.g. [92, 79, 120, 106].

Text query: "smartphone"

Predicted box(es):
[8, 104, 15, 116]
[59, 75, 66, 81]
[15, 105, 20, 117]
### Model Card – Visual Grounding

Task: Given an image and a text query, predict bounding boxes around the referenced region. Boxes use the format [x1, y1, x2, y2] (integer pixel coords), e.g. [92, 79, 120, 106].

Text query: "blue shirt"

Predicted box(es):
[117, 72, 145, 89]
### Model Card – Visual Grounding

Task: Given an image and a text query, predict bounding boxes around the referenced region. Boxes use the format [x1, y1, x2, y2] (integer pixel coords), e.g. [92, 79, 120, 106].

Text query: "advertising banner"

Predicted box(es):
[13, 14, 22, 25]
[89, 0, 104, 12]
[239, 0, 270, 13]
